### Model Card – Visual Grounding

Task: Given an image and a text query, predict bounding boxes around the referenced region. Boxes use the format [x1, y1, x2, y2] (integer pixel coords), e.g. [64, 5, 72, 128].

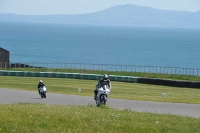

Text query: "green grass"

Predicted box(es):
[2, 67, 200, 81]
[1, 76, 200, 104]
[0, 69, 200, 132]
[0, 103, 199, 133]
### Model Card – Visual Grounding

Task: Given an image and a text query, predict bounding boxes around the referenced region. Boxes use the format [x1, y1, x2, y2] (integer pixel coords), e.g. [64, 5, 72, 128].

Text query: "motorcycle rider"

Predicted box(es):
[94, 74, 111, 100]
[38, 80, 45, 95]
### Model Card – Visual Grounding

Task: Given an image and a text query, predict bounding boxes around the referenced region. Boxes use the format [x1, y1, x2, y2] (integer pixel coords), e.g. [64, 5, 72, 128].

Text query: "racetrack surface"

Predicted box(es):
[0, 88, 200, 118]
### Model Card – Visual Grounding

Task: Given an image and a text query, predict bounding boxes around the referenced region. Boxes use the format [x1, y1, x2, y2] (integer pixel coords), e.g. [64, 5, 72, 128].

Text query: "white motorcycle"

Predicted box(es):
[39, 85, 47, 98]
[96, 85, 111, 107]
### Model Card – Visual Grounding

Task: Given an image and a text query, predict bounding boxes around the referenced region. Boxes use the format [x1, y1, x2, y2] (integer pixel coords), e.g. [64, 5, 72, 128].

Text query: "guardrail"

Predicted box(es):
[1, 62, 200, 76]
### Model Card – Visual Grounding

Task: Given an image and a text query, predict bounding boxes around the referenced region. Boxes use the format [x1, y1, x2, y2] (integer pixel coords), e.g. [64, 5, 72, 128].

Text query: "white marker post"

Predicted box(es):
[162, 93, 166, 98]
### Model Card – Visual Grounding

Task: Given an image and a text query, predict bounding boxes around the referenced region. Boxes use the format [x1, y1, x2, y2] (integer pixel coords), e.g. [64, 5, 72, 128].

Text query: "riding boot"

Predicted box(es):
[94, 90, 98, 100]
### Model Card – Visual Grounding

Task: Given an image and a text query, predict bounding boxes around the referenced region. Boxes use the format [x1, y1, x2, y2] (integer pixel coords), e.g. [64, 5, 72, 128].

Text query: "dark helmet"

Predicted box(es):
[103, 74, 108, 80]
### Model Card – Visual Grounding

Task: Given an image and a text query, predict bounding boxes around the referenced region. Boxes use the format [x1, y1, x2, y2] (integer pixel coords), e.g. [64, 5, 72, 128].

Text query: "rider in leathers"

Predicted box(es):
[38, 80, 45, 95]
[94, 74, 111, 100]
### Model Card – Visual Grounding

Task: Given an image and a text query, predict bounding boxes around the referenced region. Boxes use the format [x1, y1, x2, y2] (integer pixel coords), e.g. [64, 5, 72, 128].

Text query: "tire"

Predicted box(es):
[96, 97, 101, 107]
[43, 92, 46, 98]
[103, 95, 107, 105]
[100, 95, 107, 105]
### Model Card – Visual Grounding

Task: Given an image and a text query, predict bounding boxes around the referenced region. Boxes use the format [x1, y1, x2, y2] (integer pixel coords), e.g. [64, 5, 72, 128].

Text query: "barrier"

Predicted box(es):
[138, 77, 200, 89]
[0, 70, 138, 83]
[1, 70, 200, 88]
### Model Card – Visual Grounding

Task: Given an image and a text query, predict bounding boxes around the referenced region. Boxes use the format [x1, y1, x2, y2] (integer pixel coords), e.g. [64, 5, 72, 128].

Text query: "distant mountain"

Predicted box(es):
[0, 4, 200, 28]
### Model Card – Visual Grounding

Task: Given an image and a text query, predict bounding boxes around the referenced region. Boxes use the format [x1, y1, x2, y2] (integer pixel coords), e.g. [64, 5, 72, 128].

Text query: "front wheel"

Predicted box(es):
[40, 92, 43, 98]
[43, 92, 46, 98]
[99, 95, 107, 105]
[102, 95, 107, 105]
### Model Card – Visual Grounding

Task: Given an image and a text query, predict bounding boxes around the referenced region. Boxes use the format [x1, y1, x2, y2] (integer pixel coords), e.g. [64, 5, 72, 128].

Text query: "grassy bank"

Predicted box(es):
[2, 67, 200, 81]
[0, 103, 199, 133]
[1, 76, 200, 104]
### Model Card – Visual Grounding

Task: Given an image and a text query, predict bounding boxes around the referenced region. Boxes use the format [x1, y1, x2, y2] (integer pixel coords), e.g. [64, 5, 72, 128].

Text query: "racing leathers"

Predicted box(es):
[38, 82, 45, 95]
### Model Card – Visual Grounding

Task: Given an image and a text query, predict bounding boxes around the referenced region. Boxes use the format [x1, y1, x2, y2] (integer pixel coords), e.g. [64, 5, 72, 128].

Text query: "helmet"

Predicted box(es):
[39, 80, 43, 83]
[103, 74, 108, 79]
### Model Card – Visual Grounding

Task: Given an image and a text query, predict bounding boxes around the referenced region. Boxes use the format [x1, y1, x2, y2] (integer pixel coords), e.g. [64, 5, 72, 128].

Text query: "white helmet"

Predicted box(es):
[39, 80, 43, 83]
[103, 74, 108, 79]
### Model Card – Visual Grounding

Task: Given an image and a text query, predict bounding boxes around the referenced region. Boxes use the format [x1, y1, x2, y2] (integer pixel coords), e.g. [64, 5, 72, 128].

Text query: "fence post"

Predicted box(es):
[171, 67, 172, 74]
[193, 68, 194, 76]
[167, 67, 169, 74]
[186, 68, 188, 75]
[131, 65, 133, 72]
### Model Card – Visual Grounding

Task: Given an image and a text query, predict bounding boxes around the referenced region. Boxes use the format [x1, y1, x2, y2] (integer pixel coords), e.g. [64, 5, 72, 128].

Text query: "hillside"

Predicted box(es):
[0, 4, 199, 28]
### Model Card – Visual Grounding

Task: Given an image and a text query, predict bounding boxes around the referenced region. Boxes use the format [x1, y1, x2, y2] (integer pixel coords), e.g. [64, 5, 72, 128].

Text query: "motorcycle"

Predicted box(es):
[95, 85, 111, 107]
[39, 85, 47, 98]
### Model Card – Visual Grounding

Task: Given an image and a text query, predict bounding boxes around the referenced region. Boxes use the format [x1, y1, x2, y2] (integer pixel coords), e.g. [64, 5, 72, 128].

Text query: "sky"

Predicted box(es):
[0, 0, 200, 15]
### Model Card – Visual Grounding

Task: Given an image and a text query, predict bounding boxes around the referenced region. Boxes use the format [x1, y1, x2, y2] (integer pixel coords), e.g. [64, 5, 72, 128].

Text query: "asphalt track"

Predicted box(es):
[0, 88, 200, 118]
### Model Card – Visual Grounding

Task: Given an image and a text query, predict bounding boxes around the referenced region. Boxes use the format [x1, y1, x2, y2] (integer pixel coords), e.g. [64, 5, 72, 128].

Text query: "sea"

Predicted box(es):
[0, 22, 200, 69]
